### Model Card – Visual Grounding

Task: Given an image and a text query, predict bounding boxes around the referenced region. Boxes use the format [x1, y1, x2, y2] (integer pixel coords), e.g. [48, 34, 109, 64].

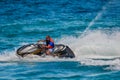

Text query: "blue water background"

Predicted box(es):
[0, 0, 120, 79]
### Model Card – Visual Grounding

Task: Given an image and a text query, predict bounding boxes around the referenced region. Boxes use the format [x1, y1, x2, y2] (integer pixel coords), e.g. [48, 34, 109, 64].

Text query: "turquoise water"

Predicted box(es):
[0, 0, 120, 79]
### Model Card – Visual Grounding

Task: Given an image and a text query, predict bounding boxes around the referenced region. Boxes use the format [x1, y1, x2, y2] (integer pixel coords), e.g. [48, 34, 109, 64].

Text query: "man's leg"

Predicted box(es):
[46, 50, 50, 55]
[46, 49, 53, 55]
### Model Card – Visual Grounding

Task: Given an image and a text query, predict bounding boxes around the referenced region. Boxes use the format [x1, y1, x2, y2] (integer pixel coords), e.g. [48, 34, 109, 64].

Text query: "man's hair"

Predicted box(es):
[46, 35, 50, 38]
[46, 35, 51, 40]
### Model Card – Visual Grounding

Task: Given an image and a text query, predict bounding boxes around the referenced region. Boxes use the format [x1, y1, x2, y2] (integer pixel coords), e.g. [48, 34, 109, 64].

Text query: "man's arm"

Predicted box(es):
[46, 45, 50, 48]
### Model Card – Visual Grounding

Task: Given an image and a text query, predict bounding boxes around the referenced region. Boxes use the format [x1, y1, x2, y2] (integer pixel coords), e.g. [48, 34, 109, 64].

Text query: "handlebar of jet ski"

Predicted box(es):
[37, 40, 44, 44]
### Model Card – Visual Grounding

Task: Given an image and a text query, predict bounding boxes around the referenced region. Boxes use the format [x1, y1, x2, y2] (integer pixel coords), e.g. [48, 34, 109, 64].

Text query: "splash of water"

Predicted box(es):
[58, 30, 120, 59]
[81, 1, 110, 37]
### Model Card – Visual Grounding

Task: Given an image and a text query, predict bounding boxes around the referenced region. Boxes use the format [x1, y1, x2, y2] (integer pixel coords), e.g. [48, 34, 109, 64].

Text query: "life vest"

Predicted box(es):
[50, 38, 54, 43]
[46, 38, 54, 49]
[48, 42, 54, 48]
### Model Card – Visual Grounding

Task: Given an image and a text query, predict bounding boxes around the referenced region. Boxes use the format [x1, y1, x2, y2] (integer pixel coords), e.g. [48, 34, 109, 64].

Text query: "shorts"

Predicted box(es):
[48, 48, 54, 52]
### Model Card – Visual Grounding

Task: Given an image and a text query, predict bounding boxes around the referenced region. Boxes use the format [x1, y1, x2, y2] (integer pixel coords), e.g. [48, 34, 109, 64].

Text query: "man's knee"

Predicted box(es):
[46, 50, 50, 55]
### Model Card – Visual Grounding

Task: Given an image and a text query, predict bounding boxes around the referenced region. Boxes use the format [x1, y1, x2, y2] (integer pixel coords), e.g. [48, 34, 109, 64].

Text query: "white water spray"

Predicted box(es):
[81, 1, 111, 37]
[58, 30, 120, 58]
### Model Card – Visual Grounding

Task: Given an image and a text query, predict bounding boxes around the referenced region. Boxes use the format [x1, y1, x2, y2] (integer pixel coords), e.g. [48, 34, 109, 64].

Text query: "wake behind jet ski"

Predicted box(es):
[16, 35, 75, 58]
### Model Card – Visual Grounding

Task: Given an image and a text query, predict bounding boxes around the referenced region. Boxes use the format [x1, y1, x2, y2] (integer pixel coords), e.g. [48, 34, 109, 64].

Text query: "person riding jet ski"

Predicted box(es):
[16, 35, 75, 58]
[38, 35, 54, 55]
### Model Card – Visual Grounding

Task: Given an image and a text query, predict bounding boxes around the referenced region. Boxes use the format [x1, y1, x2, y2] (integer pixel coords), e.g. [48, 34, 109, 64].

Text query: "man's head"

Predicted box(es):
[46, 35, 50, 41]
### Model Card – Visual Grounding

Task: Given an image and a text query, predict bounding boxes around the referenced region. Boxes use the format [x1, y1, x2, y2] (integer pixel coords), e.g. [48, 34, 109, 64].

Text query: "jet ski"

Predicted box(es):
[16, 43, 75, 58]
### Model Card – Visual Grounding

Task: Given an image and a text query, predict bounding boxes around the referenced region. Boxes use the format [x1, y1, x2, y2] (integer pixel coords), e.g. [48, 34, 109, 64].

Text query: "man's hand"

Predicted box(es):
[42, 44, 45, 47]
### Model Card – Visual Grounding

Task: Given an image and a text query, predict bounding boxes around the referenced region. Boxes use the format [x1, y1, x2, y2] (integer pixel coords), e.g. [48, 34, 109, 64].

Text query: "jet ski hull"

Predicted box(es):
[16, 44, 75, 58]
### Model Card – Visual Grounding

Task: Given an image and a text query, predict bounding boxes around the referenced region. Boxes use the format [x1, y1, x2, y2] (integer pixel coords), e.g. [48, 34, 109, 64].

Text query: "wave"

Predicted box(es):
[80, 58, 120, 71]
[0, 51, 120, 70]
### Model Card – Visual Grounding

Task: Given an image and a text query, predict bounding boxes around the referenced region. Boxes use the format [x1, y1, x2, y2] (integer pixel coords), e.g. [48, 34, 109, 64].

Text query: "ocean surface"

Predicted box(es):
[0, 0, 120, 79]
